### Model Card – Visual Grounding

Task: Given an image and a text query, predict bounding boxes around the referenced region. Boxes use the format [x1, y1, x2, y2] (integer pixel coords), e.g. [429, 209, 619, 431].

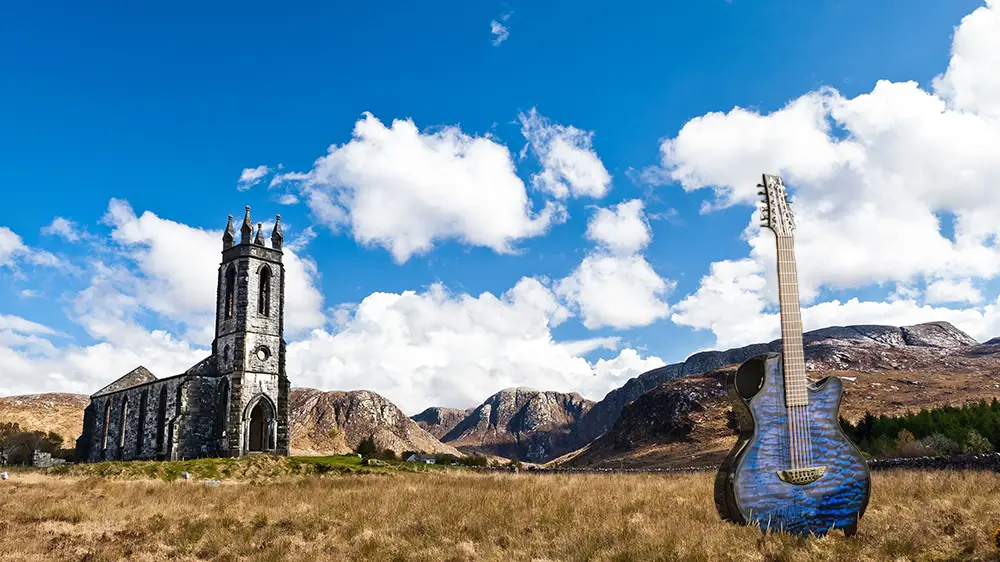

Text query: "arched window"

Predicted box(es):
[155, 386, 167, 457]
[224, 265, 236, 319]
[258, 266, 272, 317]
[215, 378, 229, 441]
[102, 402, 112, 449]
[119, 398, 129, 454]
[136, 389, 148, 458]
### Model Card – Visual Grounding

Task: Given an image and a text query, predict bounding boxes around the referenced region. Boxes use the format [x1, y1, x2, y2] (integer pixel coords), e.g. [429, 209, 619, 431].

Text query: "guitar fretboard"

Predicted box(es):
[776, 234, 807, 407]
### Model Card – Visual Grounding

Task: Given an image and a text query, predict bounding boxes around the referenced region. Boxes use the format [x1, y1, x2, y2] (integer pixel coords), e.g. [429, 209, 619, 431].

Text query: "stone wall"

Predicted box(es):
[76, 375, 229, 463]
[31, 451, 65, 468]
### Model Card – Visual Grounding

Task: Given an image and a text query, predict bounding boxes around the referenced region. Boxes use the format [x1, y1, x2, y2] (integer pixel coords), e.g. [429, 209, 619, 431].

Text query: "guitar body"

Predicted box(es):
[715, 352, 871, 536]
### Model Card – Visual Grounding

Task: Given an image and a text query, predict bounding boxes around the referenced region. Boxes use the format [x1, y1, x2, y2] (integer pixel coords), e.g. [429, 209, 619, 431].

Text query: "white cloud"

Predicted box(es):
[0, 200, 328, 397]
[270, 171, 309, 188]
[556, 200, 672, 330]
[0, 226, 68, 271]
[490, 19, 509, 46]
[101, 199, 326, 341]
[671, 259, 1000, 349]
[592, 348, 667, 387]
[925, 278, 983, 305]
[237, 165, 271, 191]
[657, 1, 1000, 347]
[0, 227, 28, 268]
[1, 204, 667, 410]
[41, 217, 80, 242]
[586, 199, 651, 255]
[519, 108, 612, 199]
[932, 0, 1000, 119]
[287, 277, 663, 413]
[281, 112, 562, 263]
[556, 253, 673, 330]
[0, 315, 64, 337]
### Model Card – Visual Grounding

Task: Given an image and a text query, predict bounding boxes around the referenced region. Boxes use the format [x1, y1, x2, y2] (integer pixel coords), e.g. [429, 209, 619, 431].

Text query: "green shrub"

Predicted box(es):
[356, 435, 377, 457]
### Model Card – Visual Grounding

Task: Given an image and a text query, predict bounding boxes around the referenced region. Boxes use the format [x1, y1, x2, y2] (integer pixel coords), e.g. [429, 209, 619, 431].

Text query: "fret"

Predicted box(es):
[774, 231, 807, 407]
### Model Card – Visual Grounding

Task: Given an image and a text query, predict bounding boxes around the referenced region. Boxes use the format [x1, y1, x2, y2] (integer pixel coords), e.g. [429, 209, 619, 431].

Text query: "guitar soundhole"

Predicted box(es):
[734, 360, 765, 400]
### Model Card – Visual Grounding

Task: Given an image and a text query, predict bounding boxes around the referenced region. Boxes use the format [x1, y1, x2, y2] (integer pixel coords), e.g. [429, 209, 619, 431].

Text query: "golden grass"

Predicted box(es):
[2, 470, 1000, 561]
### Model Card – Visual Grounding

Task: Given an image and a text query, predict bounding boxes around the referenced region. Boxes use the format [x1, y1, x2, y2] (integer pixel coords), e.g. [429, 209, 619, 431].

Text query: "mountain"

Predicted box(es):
[441, 387, 593, 462]
[571, 321, 985, 449]
[558, 321, 1000, 469]
[411, 407, 474, 439]
[0, 389, 460, 458]
[289, 388, 460, 456]
[0, 393, 90, 446]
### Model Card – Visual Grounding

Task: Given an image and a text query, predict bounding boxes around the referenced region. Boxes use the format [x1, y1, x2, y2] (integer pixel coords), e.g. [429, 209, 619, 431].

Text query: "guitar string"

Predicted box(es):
[779, 238, 797, 470]
[787, 237, 815, 468]
[778, 235, 811, 470]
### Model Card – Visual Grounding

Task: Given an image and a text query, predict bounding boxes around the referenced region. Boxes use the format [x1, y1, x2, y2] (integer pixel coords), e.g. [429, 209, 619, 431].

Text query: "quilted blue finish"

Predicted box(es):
[717, 353, 871, 536]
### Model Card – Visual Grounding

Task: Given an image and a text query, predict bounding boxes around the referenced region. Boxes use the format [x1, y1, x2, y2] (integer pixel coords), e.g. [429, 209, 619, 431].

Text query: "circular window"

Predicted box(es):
[255, 346, 271, 361]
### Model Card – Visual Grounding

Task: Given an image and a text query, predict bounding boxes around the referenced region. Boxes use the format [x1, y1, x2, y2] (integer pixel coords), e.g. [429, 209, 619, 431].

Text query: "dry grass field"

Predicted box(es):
[2, 469, 1000, 562]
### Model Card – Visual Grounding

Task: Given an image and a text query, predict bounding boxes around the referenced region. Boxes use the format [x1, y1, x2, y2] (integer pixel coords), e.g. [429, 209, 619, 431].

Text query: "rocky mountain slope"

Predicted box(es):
[571, 321, 987, 450]
[288, 388, 460, 456]
[411, 407, 474, 439]
[559, 322, 1000, 469]
[441, 387, 593, 462]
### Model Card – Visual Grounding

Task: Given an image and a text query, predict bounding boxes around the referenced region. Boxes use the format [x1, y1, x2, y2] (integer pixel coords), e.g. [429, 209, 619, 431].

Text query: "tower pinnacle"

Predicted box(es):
[271, 215, 283, 250]
[240, 206, 253, 244]
[222, 215, 235, 250]
[254, 222, 266, 246]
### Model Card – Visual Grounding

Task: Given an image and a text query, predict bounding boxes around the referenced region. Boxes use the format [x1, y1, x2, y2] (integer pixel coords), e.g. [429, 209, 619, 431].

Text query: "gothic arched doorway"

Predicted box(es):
[245, 397, 274, 453]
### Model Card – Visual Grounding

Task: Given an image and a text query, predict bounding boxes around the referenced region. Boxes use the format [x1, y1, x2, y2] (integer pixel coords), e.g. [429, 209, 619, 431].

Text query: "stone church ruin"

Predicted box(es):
[75, 207, 290, 462]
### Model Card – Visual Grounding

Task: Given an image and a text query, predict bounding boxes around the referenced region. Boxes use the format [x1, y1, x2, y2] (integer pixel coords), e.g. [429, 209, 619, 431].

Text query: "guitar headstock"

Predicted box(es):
[758, 174, 795, 236]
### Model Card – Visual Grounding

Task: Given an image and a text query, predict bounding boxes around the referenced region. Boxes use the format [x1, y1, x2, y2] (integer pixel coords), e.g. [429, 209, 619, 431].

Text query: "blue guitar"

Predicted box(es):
[714, 174, 871, 537]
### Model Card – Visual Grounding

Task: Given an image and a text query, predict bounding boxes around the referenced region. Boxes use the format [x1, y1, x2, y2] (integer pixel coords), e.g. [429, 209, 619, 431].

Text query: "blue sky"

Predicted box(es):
[2, 0, 999, 412]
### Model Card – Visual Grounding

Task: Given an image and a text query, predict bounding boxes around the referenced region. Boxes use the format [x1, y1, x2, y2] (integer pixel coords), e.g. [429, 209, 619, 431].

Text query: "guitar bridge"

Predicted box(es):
[776, 466, 827, 485]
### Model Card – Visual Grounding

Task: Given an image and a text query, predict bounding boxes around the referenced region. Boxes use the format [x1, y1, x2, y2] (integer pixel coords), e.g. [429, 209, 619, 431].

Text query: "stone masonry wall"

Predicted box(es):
[78, 375, 228, 463]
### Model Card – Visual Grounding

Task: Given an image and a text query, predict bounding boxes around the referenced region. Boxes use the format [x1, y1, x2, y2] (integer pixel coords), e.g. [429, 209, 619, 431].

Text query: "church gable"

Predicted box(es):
[92, 366, 157, 397]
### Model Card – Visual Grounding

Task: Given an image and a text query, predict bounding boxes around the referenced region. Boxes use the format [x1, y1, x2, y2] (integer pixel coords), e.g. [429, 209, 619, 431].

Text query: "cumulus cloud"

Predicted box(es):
[0, 227, 28, 268]
[925, 278, 983, 305]
[1, 203, 665, 409]
[586, 199, 651, 255]
[519, 108, 612, 199]
[41, 217, 80, 242]
[101, 199, 326, 341]
[287, 277, 662, 413]
[276, 112, 562, 263]
[0, 201, 327, 396]
[237, 165, 271, 191]
[671, 259, 1000, 349]
[659, 1, 1000, 347]
[557, 200, 673, 329]
[557, 254, 673, 330]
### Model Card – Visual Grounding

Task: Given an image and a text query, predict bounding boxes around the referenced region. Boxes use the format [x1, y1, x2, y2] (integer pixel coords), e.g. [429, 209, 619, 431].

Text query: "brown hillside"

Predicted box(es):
[0, 393, 89, 446]
[289, 388, 461, 456]
[558, 360, 1000, 470]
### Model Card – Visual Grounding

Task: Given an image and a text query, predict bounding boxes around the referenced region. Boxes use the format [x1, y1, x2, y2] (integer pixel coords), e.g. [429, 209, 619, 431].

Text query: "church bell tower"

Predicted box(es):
[214, 206, 289, 456]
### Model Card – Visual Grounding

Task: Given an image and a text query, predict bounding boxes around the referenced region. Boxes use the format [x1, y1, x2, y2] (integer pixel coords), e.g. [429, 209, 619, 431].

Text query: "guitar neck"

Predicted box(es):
[776, 234, 807, 407]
